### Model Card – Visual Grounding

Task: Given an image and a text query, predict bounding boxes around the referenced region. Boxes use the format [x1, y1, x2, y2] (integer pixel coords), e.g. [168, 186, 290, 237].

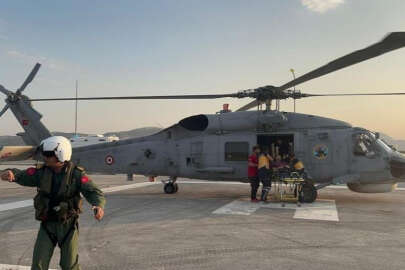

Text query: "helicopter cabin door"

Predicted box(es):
[257, 134, 294, 159]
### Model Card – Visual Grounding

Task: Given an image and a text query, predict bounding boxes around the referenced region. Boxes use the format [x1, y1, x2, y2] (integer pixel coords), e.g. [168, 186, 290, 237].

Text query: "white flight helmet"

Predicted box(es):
[40, 136, 72, 162]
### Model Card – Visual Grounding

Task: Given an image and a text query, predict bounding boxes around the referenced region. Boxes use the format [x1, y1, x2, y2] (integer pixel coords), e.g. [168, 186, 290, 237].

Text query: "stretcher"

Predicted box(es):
[269, 172, 306, 206]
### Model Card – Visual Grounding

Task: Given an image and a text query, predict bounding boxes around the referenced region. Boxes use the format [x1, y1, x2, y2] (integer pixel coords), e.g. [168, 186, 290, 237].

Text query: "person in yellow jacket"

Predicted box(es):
[257, 146, 273, 202]
[289, 153, 305, 176]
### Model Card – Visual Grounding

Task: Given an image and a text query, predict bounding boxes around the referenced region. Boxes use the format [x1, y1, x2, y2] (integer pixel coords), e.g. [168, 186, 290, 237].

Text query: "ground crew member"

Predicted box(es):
[258, 146, 273, 202]
[275, 139, 290, 161]
[290, 153, 305, 176]
[0, 136, 106, 270]
[248, 145, 260, 202]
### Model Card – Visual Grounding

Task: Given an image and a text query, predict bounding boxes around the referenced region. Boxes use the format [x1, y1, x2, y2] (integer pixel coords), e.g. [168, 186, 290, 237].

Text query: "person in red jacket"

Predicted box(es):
[248, 145, 261, 202]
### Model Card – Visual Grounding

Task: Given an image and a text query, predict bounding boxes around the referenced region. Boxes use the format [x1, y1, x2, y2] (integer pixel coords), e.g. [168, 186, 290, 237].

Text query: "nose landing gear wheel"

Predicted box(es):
[164, 182, 178, 194]
[299, 182, 317, 203]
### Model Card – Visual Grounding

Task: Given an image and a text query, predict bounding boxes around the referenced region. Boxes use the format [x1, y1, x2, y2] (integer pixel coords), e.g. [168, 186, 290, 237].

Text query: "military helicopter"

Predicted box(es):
[1, 32, 405, 203]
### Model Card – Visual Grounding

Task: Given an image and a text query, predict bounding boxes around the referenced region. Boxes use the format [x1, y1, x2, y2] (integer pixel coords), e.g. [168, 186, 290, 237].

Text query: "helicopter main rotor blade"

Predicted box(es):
[0, 85, 11, 96]
[16, 63, 41, 95]
[301, 92, 405, 97]
[29, 93, 239, 102]
[0, 104, 9, 117]
[277, 32, 405, 92]
[236, 32, 405, 111]
[236, 92, 405, 111]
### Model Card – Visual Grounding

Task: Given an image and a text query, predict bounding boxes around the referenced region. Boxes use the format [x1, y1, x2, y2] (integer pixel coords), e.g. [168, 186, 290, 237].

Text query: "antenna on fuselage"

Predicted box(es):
[290, 68, 296, 113]
[74, 80, 78, 136]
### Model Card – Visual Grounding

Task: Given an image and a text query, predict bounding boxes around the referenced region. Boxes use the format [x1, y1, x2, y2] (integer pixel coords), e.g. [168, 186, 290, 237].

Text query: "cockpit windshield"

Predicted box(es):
[370, 132, 397, 153]
[353, 132, 376, 157]
[377, 138, 395, 153]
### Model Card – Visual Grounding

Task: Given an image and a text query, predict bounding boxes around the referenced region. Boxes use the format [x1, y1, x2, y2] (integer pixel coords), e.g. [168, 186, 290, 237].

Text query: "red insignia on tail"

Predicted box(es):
[26, 167, 36, 176]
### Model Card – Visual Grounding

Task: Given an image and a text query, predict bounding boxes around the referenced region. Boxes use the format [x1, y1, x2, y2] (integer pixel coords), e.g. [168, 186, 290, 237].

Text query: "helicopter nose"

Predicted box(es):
[390, 155, 405, 179]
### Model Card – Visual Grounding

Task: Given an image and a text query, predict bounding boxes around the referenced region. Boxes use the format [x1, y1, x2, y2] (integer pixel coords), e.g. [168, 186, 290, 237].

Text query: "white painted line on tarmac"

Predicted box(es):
[0, 179, 403, 213]
[325, 186, 347, 189]
[212, 200, 261, 215]
[326, 185, 405, 191]
[213, 199, 339, 222]
[101, 181, 159, 193]
[293, 200, 339, 221]
[0, 264, 57, 270]
[0, 182, 159, 213]
[179, 180, 247, 185]
[0, 200, 32, 212]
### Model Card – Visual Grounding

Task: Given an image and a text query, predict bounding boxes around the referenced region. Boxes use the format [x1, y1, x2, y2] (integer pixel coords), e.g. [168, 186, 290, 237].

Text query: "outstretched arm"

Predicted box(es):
[1, 168, 39, 187]
[1, 170, 15, 182]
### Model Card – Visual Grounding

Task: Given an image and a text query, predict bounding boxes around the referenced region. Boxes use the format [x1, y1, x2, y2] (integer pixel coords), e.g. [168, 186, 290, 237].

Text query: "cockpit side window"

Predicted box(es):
[353, 133, 376, 157]
[379, 139, 397, 152]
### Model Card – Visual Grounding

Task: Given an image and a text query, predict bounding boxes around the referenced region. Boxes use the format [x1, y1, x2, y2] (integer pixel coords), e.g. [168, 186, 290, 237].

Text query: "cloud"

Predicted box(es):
[301, 0, 344, 13]
[6, 49, 62, 70]
[7, 49, 46, 62]
[0, 33, 8, 40]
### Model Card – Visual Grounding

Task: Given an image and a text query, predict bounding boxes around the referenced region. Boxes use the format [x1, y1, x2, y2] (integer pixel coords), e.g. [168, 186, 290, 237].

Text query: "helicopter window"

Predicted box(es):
[225, 142, 249, 161]
[376, 139, 393, 153]
[377, 138, 397, 152]
[353, 133, 376, 157]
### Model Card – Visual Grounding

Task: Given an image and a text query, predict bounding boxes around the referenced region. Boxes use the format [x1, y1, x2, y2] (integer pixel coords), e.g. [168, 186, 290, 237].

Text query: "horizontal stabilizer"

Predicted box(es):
[0, 146, 37, 162]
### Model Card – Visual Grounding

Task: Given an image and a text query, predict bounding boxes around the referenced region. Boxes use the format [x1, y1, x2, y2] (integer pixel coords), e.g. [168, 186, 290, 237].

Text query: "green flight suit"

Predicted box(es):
[10, 162, 106, 270]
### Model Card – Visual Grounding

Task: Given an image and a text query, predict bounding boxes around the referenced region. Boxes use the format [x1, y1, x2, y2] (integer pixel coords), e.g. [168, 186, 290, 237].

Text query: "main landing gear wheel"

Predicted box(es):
[299, 182, 317, 203]
[164, 182, 178, 194]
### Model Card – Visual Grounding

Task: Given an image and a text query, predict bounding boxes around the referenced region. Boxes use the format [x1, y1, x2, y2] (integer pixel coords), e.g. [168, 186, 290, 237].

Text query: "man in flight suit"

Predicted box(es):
[0, 136, 106, 270]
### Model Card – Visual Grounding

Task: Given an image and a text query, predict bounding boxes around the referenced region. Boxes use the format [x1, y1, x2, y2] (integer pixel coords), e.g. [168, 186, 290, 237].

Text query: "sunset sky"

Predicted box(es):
[0, 0, 404, 139]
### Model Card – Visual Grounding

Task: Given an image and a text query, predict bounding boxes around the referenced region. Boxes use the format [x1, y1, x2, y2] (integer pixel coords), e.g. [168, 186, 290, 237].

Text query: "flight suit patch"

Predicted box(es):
[81, 176, 90, 184]
[26, 167, 36, 176]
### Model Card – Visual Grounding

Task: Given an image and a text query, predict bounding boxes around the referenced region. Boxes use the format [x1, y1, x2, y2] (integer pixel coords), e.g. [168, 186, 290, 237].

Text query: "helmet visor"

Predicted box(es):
[42, 151, 56, 158]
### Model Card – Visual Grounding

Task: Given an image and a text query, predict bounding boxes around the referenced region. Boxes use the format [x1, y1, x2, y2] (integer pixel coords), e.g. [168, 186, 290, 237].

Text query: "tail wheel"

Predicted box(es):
[299, 182, 317, 203]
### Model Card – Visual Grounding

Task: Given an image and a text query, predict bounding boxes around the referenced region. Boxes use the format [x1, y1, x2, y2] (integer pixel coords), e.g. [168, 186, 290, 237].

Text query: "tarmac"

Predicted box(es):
[0, 165, 404, 270]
